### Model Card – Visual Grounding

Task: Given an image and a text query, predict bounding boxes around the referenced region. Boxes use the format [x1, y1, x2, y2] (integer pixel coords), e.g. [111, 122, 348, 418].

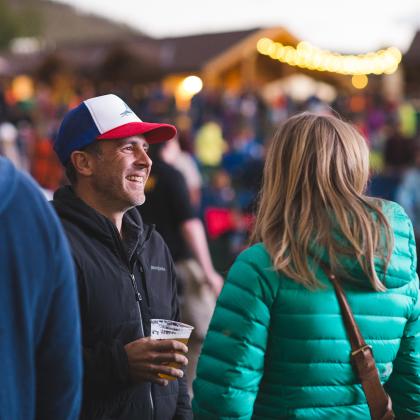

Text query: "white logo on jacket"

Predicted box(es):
[151, 265, 166, 272]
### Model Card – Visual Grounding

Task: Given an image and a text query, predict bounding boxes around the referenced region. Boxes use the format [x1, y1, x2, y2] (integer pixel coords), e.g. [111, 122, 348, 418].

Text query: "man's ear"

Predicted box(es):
[70, 151, 95, 177]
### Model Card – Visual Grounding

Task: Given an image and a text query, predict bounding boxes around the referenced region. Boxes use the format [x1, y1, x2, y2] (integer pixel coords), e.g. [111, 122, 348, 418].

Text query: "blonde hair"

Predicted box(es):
[251, 112, 392, 290]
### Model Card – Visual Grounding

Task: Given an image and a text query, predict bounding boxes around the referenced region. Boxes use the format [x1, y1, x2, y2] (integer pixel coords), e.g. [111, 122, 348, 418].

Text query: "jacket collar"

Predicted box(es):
[53, 186, 152, 254]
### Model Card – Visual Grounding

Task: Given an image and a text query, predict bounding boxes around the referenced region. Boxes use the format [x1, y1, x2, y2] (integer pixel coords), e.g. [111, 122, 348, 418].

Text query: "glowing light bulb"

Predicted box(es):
[384, 63, 399, 75]
[256, 38, 272, 55]
[352, 74, 368, 89]
[387, 47, 402, 63]
[180, 76, 203, 97]
[256, 37, 401, 76]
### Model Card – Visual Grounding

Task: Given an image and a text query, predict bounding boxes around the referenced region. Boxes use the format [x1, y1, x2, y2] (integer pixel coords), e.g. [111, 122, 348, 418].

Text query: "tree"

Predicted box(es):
[0, 0, 20, 49]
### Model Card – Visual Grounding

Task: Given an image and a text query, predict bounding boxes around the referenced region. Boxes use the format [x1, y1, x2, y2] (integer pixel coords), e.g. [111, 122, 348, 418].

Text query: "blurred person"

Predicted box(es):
[383, 128, 414, 170]
[222, 124, 265, 211]
[194, 120, 227, 181]
[239, 150, 265, 213]
[397, 140, 420, 276]
[368, 127, 413, 202]
[174, 113, 195, 154]
[32, 135, 64, 191]
[144, 83, 176, 121]
[201, 169, 236, 210]
[193, 113, 420, 418]
[398, 102, 417, 139]
[222, 124, 263, 182]
[140, 139, 224, 395]
[0, 156, 82, 419]
[201, 169, 246, 271]
[52, 94, 192, 420]
[17, 119, 36, 170]
[0, 82, 8, 121]
[304, 95, 332, 115]
[269, 93, 290, 125]
[189, 90, 223, 133]
[159, 134, 203, 210]
[0, 121, 24, 169]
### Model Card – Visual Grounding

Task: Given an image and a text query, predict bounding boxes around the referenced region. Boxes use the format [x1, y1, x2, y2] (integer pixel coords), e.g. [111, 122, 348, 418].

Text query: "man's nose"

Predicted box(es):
[135, 148, 152, 167]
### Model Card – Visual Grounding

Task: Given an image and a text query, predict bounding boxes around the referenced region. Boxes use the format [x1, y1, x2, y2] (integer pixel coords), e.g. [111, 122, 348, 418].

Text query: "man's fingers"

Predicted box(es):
[151, 339, 188, 353]
[127, 337, 189, 385]
[131, 364, 185, 383]
[156, 365, 185, 379]
[135, 361, 187, 376]
[151, 352, 188, 366]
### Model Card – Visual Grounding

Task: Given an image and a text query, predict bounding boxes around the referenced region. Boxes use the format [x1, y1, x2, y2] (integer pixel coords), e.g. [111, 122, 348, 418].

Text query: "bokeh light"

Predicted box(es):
[257, 38, 402, 76]
[351, 74, 368, 89]
[11, 75, 34, 101]
[180, 75, 203, 97]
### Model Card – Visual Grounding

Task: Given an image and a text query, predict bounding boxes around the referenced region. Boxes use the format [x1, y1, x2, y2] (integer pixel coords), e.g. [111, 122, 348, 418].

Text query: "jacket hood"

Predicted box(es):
[0, 157, 19, 215]
[52, 186, 151, 249]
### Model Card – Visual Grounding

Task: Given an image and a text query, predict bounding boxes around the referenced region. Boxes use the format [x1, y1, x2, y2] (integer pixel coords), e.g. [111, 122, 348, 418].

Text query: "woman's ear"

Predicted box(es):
[70, 151, 95, 177]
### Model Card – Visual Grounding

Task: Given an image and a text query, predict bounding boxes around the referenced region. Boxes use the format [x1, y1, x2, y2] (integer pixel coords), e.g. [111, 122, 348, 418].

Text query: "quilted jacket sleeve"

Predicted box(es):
[192, 248, 277, 419]
[384, 216, 420, 418]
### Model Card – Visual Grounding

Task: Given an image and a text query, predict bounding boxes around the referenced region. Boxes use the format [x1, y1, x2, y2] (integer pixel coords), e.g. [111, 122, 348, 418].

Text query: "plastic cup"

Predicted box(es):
[150, 319, 194, 380]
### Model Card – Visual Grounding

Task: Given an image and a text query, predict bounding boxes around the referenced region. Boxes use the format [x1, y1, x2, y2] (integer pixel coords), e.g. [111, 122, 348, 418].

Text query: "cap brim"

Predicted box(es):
[96, 122, 176, 143]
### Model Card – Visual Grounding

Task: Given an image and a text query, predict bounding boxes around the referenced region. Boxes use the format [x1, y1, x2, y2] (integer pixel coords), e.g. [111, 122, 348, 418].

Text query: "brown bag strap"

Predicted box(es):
[318, 261, 395, 420]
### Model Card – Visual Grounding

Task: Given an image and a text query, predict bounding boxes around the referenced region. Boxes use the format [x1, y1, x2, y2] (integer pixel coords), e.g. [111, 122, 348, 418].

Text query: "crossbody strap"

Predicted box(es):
[318, 261, 394, 420]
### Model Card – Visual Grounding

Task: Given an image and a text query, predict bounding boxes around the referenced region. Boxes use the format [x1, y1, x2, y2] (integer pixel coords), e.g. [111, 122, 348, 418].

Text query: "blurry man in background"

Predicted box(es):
[141, 139, 223, 394]
[0, 156, 82, 419]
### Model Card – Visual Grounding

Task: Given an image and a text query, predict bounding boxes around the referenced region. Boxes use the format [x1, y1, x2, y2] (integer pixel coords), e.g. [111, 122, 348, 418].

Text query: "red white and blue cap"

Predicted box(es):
[54, 94, 177, 165]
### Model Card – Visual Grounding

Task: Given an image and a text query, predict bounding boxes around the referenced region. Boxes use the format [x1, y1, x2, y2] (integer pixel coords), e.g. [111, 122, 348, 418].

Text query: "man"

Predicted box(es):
[0, 156, 82, 419]
[52, 94, 192, 419]
[140, 139, 223, 393]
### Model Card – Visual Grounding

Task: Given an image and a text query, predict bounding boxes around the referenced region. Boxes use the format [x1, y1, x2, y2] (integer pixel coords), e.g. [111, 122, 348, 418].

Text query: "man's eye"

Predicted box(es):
[123, 146, 134, 151]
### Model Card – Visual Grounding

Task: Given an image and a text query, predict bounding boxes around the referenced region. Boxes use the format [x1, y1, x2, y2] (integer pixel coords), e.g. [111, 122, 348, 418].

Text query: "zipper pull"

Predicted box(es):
[130, 274, 142, 302]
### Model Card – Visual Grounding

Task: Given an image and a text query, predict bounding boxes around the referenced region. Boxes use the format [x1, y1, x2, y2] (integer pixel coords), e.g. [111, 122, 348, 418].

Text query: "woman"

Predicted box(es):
[192, 113, 420, 419]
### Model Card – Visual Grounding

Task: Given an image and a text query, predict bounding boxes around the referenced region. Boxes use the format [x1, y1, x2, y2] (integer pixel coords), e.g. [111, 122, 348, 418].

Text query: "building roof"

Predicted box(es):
[1, 24, 261, 79]
[157, 28, 259, 73]
[404, 31, 420, 65]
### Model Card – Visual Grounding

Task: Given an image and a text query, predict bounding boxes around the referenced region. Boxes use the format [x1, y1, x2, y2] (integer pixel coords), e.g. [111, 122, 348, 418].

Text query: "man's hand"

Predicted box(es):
[124, 337, 188, 386]
[205, 270, 224, 296]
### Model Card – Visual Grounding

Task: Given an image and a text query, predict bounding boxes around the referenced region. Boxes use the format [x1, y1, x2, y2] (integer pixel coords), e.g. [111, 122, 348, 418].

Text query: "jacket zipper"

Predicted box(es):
[130, 272, 155, 419]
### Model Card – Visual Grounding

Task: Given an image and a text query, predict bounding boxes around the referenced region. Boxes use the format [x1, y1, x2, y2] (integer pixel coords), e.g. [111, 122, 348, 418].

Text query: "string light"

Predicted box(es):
[256, 38, 402, 76]
[351, 74, 368, 89]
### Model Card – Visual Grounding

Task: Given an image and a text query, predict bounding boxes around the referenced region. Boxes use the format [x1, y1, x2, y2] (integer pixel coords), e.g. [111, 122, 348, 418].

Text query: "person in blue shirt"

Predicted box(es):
[0, 156, 82, 419]
[397, 140, 420, 276]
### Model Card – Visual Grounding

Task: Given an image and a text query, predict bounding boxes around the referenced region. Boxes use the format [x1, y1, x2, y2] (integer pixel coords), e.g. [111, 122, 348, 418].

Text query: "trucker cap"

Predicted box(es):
[54, 93, 177, 165]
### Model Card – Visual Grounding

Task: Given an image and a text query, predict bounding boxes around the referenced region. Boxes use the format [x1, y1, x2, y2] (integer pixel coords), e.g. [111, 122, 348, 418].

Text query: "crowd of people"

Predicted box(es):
[1, 80, 419, 273]
[1, 77, 419, 419]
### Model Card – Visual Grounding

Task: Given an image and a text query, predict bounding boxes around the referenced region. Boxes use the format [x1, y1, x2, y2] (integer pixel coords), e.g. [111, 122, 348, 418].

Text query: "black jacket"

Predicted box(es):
[52, 186, 192, 420]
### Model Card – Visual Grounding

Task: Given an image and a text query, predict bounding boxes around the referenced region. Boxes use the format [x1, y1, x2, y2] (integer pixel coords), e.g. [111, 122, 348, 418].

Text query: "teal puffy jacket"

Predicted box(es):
[193, 201, 420, 419]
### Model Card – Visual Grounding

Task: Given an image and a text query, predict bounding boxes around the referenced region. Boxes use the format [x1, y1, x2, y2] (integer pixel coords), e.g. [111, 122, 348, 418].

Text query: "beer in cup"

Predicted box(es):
[150, 319, 194, 380]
